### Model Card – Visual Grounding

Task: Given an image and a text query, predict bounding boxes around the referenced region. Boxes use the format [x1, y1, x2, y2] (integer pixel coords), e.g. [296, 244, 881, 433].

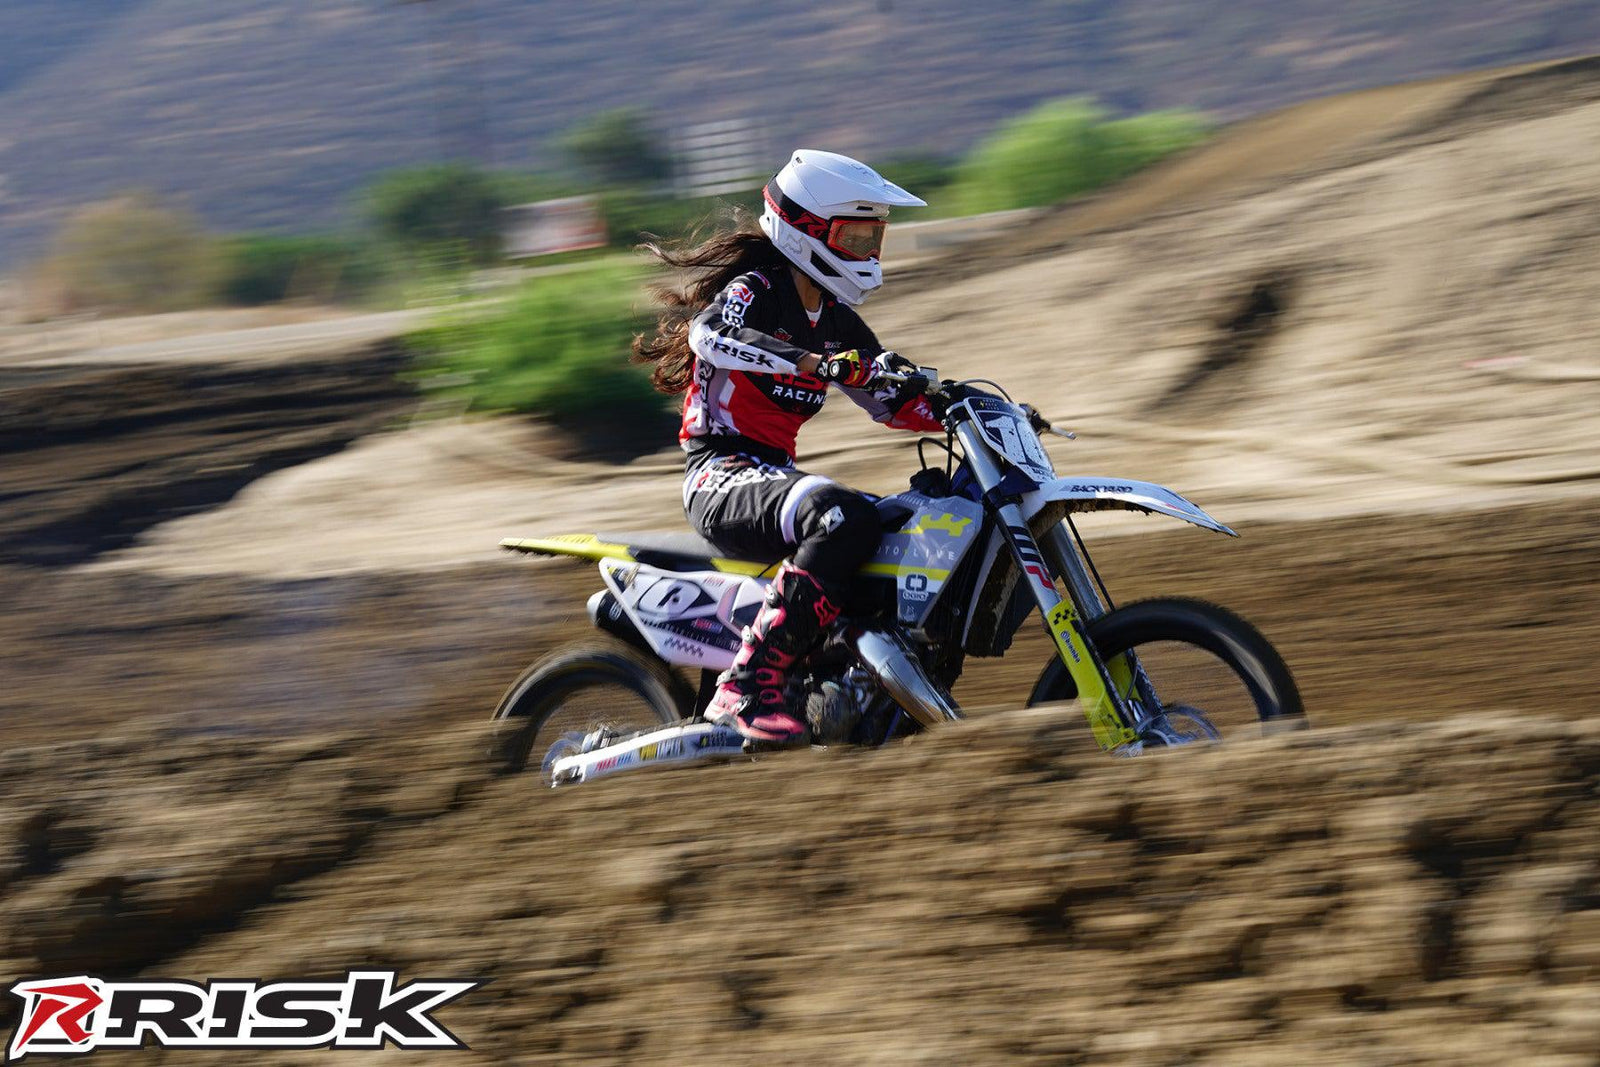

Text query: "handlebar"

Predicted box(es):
[871, 368, 928, 389]
[873, 367, 1076, 439]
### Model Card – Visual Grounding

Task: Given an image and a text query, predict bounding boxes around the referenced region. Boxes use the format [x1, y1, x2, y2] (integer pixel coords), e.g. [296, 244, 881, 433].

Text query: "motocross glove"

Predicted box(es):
[875, 351, 916, 375]
[815, 349, 877, 389]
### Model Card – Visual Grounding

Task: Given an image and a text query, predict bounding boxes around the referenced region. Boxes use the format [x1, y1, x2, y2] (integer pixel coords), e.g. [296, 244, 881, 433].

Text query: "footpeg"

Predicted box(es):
[740, 734, 811, 755]
[580, 725, 623, 753]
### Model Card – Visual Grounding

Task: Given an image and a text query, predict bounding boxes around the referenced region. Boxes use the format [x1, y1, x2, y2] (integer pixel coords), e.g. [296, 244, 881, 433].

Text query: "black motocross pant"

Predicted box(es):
[682, 450, 881, 589]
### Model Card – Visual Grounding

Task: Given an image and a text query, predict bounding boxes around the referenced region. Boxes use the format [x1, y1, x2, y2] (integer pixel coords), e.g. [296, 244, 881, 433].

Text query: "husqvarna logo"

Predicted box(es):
[6, 972, 478, 1059]
[901, 513, 972, 537]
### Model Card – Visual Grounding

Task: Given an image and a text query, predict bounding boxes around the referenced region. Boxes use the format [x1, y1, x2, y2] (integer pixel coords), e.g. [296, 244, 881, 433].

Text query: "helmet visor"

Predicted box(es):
[827, 218, 887, 261]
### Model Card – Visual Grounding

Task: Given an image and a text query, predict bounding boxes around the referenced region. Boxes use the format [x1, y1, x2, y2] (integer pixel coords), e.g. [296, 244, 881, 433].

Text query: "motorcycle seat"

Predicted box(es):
[595, 501, 910, 574]
[595, 530, 783, 573]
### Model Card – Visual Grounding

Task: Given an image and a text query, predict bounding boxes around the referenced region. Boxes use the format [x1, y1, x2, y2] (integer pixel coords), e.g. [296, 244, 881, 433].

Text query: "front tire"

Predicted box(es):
[1028, 597, 1304, 740]
[490, 640, 695, 773]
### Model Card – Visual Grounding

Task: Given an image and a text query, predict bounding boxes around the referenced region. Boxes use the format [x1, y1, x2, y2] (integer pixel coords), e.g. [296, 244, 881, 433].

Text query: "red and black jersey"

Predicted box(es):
[682, 268, 941, 465]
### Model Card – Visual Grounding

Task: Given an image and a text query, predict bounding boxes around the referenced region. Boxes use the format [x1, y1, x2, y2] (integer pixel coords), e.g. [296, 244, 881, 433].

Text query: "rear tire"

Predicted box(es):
[489, 640, 695, 773]
[1027, 597, 1304, 739]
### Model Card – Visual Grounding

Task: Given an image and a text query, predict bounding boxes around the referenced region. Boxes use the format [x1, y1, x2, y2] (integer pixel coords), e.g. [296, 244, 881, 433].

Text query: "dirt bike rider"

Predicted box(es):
[633, 149, 942, 747]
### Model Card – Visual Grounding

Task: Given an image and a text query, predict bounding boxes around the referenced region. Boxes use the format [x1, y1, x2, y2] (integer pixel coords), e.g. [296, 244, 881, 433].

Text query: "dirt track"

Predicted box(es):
[1, 706, 1594, 1064]
[6, 494, 1600, 747]
[0, 345, 411, 566]
[5, 476, 1600, 1061]
[6, 370, 1598, 1063]
[3, 57, 1600, 1065]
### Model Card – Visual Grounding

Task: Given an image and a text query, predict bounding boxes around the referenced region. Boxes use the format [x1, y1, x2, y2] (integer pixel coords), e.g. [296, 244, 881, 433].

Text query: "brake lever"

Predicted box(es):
[1022, 403, 1076, 441]
[876, 368, 944, 398]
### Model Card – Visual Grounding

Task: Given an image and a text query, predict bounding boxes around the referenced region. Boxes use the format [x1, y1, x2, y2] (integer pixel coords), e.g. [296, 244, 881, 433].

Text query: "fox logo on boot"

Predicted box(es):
[6, 972, 479, 1060]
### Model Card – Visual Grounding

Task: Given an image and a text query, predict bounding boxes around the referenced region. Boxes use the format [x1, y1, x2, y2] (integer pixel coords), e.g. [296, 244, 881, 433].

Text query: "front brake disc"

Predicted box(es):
[1141, 705, 1222, 747]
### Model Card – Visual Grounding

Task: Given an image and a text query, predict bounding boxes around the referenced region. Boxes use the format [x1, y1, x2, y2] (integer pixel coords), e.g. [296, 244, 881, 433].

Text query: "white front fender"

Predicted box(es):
[1021, 476, 1237, 536]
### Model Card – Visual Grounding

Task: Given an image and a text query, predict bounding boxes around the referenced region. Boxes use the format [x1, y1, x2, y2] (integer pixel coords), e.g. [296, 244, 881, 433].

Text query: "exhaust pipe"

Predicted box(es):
[847, 629, 962, 728]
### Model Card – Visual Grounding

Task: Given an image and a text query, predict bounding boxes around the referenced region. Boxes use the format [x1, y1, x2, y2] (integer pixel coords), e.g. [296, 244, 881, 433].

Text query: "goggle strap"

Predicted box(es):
[767, 186, 832, 243]
[766, 184, 885, 261]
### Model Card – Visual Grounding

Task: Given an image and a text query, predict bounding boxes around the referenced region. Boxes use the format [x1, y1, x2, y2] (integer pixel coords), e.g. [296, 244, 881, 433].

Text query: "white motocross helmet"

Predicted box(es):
[759, 149, 925, 306]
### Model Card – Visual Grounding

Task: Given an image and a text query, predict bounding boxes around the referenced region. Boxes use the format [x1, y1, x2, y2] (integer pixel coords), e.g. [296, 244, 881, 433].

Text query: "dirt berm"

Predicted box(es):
[0, 711, 1594, 1065]
[0, 343, 412, 567]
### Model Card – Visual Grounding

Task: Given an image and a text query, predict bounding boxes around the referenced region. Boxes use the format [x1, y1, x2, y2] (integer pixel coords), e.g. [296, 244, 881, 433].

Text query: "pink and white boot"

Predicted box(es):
[704, 562, 842, 746]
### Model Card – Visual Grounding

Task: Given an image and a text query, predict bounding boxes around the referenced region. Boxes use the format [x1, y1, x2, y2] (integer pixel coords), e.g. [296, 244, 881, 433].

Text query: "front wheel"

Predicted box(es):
[1027, 597, 1305, 743]
[489, 641, 695, 774]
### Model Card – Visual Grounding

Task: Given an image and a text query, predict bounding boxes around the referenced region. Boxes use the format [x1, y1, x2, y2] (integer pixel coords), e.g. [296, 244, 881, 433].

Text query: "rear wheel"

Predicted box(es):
[1028, 597, 1304, 745]
[489, 641, 695, 774]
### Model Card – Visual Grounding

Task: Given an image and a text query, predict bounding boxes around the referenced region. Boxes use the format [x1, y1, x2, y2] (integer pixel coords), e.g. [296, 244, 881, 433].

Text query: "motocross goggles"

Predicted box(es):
[826, 218, 887, 261]
[766, 185, 889, 261]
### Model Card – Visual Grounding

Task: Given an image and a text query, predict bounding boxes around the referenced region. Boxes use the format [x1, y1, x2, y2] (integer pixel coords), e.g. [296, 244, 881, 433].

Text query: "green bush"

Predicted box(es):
[1098, 110, 1214, 178]
[365, 164, 507, 266]
[950, 98, 1210, 214]
[217, 234, 386, 306]
[407, 263, 669, 441]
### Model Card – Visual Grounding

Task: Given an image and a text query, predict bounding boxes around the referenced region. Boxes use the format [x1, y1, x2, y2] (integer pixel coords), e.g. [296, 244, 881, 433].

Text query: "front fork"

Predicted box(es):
[997, 506, 1157, 751]
[1040, 523, 1166, 719]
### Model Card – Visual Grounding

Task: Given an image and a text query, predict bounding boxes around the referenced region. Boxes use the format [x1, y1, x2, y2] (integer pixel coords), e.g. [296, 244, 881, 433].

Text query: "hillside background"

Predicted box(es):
[1, 0, 1599, 267]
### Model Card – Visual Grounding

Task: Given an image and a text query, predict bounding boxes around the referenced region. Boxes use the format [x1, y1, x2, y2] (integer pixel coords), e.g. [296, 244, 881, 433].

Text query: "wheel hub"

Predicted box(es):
[1137, 705, 1222, 748]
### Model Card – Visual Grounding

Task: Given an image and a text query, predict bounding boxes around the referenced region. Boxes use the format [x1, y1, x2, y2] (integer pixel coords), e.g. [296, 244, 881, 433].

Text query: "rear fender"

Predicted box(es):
[1021, 477, 1236, 536]
[599, 560, 765, 672]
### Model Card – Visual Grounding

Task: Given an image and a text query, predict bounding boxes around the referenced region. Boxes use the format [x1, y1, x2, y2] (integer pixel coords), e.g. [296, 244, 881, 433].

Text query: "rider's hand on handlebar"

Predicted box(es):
[871, 352, 936, 392]
[874, 351, 917, 376]
[815, 349, 877, 389]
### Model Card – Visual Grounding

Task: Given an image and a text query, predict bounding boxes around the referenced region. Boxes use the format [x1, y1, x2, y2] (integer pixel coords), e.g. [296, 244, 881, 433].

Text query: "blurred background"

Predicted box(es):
[1, 3, 1598, 1063]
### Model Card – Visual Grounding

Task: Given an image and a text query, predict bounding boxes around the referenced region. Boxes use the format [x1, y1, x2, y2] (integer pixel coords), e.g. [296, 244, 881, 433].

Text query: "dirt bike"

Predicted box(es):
[491, 367, 1304, 786]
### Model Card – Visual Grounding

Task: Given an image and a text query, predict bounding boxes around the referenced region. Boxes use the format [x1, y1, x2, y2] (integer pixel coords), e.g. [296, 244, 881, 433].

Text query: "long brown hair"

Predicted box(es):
[632, 216, 787, 394]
